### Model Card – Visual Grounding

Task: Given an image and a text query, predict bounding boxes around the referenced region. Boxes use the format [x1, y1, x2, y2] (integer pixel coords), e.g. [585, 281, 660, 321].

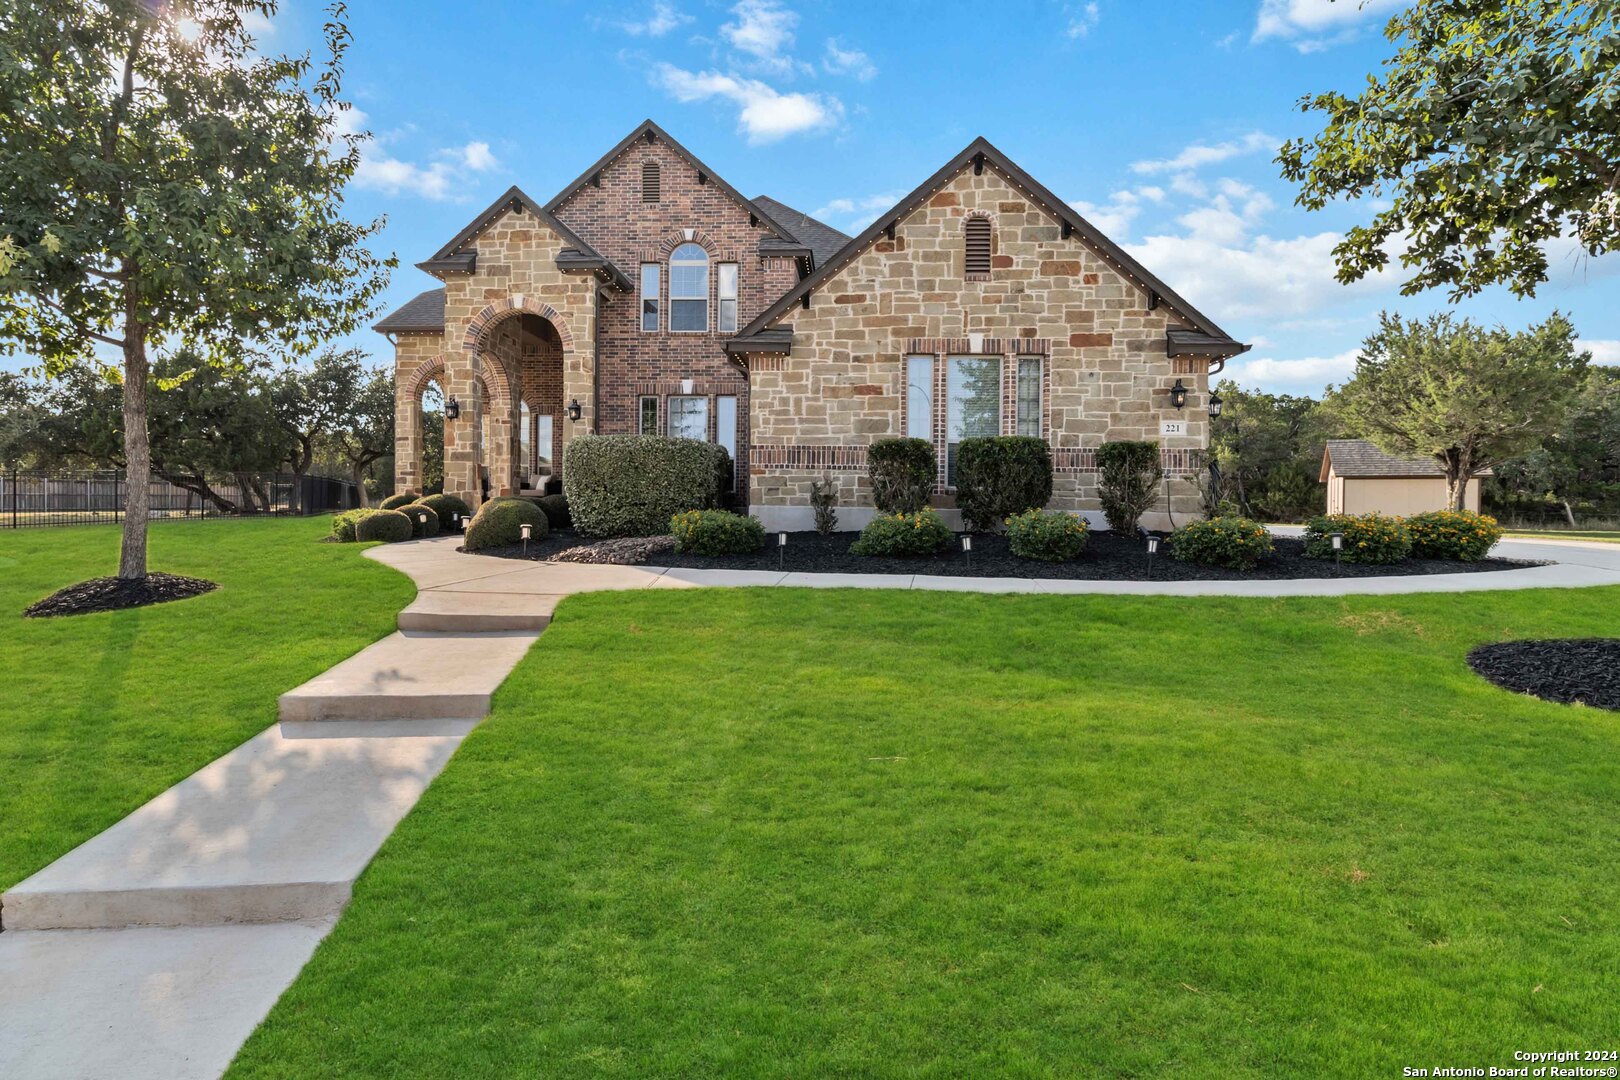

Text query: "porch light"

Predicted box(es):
[1207, 390, 1223, 419]
[1169, 379, 1189, 411]
[445, 396, 461, 421]
[566, 399, 583, 422]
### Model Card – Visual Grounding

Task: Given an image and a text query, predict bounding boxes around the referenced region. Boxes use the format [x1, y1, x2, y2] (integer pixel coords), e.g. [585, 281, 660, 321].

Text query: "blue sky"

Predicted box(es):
[19, 0, 1620, 393]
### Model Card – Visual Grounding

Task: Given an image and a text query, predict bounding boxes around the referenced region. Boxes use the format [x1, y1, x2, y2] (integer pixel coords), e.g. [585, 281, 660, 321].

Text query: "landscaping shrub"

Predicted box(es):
[1406, 510, 1504, 561]
[1171, 516, 1274, 569]
[850, 509, 953, 557]
[402, 504, 441, 539]
[564, 435, 728, 538]
[810, 473, 839, 534]
[329, 508, 377, 543]
[354, 509, 413, 544]
[536, 494, 572, 530]
[1005, 509, 1089, 562]
[1096, 440, 1164, 533]
[954, 437, 1053, 531]
[463, 496, 549, 552]
[867, 438, 936, 515]
[414, 493, 471, 531]
[1304, 513, 1412, 564]
[670, 510, 766, 555]
[379, 491, 419, 511]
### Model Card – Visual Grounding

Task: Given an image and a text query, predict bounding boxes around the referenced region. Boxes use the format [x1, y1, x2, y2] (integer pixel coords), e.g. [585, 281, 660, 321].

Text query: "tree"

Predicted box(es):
[322, 364, 393, 506]
[1495, 366, 1620, 524]
[270, 347, 368, 510]
[0, 372, 48, 470]
[1209, 380, 1338, 520]
[0, 1, 390, 579]
[1280, 1, 1620, 300]
[1334, 312, 1589, 509]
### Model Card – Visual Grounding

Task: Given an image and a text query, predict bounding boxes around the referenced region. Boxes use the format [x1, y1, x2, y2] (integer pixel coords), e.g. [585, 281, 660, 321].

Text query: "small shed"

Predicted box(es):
[1319, 439, 1489, 516]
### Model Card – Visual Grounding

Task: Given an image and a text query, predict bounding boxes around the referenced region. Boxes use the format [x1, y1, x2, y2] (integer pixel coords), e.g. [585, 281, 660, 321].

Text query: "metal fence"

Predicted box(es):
[1, 470, 361, 528]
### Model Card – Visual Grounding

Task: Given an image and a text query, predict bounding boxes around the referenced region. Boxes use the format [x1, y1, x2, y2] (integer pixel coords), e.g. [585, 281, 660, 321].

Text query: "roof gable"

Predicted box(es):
[419, 185, 630, 290]
[1321, 439, 1494, 480]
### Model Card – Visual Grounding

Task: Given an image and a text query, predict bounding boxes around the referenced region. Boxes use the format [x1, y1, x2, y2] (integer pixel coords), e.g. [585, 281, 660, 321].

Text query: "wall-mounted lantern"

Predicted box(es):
[1207, 390, 1223, 419]
[566, 399, 583, 423]
[1169, 379, 1189, 411]
[444, 396, 461, 421]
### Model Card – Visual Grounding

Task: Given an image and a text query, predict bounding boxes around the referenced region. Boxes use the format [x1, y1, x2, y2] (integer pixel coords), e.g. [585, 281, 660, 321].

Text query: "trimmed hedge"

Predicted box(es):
[1005, 509, 1089, 562]
[1172, 516, 1274, 569]
[671, 510, 766, 555]
[954, 436, 1053, 532]
[1304, 513, 1412, 564]
[355, 508, 413, 543]
[402, 504, 441, 539]
[850, 508, 954, 557]
[1406, 510, 1503, 561]
[1096, 440, 1164, 534]
[463, 496, 549, 552]
[536, 493, 572, 530]
[867, 437, 936, 515]
[379, 491, 420, 511]
[414, 492, 472, 531]
[329, 508, 377, 543]
[564, 435, 729, 538]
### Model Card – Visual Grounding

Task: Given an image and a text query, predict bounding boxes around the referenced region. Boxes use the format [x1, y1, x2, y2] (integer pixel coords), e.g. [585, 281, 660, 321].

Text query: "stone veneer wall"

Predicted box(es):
[747, 164, 1212, 528]
[392, 334, 444, 497]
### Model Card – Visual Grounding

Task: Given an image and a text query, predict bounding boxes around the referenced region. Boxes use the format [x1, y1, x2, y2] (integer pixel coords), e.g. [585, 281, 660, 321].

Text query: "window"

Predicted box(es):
[640, 264, 659, 332]
[642, 161, 660, 202]
[964, 217, 992, 276]
[716, 395, 738, 489]
[906, 356, 933, 441]
[669, 243, 709, 331]
[519, 401, 532, 472]
[536, 414, 553, 468]
[946, 356, 1002, 484]
[638, 395, 659, 434]
[668, 395, 708, 440]
[717, 262, 738, 333]
[1016, 357, 1042, 437]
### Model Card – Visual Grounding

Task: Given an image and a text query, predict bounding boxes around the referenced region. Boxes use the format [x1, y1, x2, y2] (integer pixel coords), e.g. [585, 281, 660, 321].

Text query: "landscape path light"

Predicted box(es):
[521, 522, 533, 557]
[777, 530, 787, 571]
[1331, 531, 1344, 576]
[961, 533, 972, 570]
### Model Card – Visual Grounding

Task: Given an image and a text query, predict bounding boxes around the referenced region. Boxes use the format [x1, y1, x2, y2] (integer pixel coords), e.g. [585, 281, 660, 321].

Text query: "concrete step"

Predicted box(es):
[1, 719, 475, 931]
[276, 629, 541, 721]
[397, 590, 559, 632]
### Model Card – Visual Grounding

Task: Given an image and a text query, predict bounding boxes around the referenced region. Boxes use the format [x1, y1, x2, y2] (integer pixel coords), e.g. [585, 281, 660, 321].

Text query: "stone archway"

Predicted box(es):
[395, 355, 446, 496]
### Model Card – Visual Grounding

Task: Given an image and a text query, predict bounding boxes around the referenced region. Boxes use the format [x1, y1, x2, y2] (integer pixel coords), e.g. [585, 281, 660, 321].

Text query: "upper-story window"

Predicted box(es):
[670, 243, 709, 332]
[717, 262, 738, 333]
[640, 263, 660, 332]
[964, 216, 992, 277]
[642, 161, 660, 203]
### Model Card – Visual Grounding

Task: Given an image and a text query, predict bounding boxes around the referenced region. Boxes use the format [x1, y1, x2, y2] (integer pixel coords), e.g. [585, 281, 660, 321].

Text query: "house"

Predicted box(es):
[1320, 439, 1489, 515]
[374, 120, 1249, 529]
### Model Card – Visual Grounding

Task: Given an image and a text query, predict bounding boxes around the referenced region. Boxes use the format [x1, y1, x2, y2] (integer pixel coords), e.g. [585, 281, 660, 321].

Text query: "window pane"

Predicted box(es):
[536, 415, 553, 467]
[519, 402, 532, 471]
[671, 299, 707, 332]
[639, 397, 658, 435]
[1017, 357, 1041, 437]
[906, 356, 933, 441]
[719, 298, 737, 333]
[670, 263, 707, 299]
[946, 356, 1002, 484]
[640, 264, 659, 332]
[668, 395, 708, 440]
[716, 396, 737, 488]
[718, 262, 737, 298]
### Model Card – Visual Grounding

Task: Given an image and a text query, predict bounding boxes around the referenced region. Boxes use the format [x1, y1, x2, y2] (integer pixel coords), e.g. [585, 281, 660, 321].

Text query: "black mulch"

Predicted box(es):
[1466, 639, 1620, 711]
[23, 573, 219, 618]
[471, 528, 1537, 582]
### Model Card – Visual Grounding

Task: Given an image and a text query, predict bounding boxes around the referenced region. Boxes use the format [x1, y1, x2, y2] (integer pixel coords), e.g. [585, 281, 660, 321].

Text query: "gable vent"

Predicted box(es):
[642, 161, 660, 203]
[964, 217, 992, 276]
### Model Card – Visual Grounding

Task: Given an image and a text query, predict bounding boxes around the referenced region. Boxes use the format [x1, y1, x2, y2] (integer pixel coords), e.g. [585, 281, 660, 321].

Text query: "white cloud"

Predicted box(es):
[1578, 339, 1620, 365]
[1066, 2, 1101, 37]
[652, 63, 841, 143]
[1225, 348, 1360, 389]
[621, 1, 690, 36]
[722, 0, 801, 74]
[814, 190, 904, 229]
[459, 141, 498, 172]
[823, 38, 877, 80]
[1070, 188, 1160, 239]
[1132, 131, 1277, 175]
[341, 108, 499, 201]
[1252, 0, 1407, 52]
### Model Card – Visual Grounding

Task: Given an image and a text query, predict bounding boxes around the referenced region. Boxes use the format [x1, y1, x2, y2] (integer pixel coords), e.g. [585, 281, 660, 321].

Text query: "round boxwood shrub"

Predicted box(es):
[1005, 508, 1089, 562]
[867, 437, 936, 515]
[955, 436, 1053, 532]
[463, 496, 549, 552]
[1095, 440, 1164, 534]
[414, 492, 472, 531]
[1304, 513, 1412, 564]
[355, 508, 414, 544]
[671, 510, 766, 555]
[1171, 515, 1274, 569]
[536, 493, 571, 530]
[850, 508, 954, 557]
[401, 504, 441, 539]
[564, 435, 729, 538]
[1406, 509, 1503, 561]
[329, 508, 377, 543]
[379, 491, 420, 511]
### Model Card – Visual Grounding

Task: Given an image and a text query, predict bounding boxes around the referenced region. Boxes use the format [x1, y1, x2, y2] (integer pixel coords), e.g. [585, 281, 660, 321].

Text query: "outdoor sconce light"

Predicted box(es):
[444, 396, 461, 421]
[1207, 390, 1223, 419]
[1169, 379, 1189, 411]
[566, 399, 583, 422]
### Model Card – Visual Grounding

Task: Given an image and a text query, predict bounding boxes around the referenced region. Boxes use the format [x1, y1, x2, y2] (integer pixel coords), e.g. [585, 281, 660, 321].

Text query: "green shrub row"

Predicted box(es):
[1405, 510, 1504, 562]
[355, 508, 413, 543]
[379, 491, 419, 511]
[851, 508, 954, 557]
[414, 493, 471, 531]
[671, 510, 765, 555]
[464, 496, 548, 552]
[1303, 513, 1412, 564]
[955, 437, 1053, 532]
[1005, 509, 1088, 562]
[564, 435, 729, 538]
[1171, 516, 1273, 569]
[867, 438, 936, 515]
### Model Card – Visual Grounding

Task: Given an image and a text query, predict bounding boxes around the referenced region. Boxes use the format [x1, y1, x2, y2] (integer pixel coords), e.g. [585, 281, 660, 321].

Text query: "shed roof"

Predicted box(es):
[1320, 439, 1494, 481]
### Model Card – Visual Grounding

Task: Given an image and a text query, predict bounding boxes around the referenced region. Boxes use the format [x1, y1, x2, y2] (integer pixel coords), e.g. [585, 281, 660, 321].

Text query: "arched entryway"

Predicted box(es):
[462, 308, 568, 500]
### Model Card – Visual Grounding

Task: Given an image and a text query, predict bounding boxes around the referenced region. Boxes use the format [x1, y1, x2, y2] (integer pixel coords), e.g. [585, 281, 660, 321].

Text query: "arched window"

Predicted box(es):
[642, 161, 660, 203]
[669, 243, 709, 331]
[964, 216, 992, 276]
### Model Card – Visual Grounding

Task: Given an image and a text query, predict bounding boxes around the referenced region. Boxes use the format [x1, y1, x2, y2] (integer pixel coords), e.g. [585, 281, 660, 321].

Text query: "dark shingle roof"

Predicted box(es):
[751, 196, 851, 268]
[1322, 439, 1493, 479]
[374, 288, 446, 334]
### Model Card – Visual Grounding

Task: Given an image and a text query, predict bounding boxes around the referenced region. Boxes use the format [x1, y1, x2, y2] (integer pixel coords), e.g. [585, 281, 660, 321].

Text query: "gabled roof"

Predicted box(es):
[1320, 439, 1494, 481]
[736, 136, 1246, 351]
[374, 287, 446, 334]
[418, 185, 632, 291]
[751, 196, 851, 268]
[544, 119, 796, 244]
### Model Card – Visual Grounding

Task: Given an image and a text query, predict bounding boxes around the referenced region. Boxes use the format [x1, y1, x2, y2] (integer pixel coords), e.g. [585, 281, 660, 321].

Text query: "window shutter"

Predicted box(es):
[642, 161, 660, 203]
[964, 217, 991, 275]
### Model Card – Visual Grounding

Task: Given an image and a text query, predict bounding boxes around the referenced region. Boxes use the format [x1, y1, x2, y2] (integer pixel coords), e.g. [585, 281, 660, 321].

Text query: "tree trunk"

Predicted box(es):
[351, 464, 369, 508]
[1561, 499, 1577, 528]
[118, 328, 149, 580]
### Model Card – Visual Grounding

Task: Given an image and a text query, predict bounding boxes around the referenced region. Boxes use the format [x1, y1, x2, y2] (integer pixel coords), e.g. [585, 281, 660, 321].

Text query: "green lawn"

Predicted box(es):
[0, 517, 410, 890]
[232, 584, 1620, 1078]
[1505, 528, 1620, 543]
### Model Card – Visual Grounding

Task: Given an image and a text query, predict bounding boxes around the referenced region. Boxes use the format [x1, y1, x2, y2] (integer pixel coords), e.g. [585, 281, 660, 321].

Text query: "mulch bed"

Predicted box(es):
[23, 573, 219, 618]
[472, 528, 1536, 582]
[1466, 639, 1620, 711]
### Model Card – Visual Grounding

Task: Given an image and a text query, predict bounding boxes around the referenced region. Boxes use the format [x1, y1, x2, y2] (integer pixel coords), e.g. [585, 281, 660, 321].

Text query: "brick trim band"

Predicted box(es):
[906, 337, 1051, 355]
[750, 445, 869, 470]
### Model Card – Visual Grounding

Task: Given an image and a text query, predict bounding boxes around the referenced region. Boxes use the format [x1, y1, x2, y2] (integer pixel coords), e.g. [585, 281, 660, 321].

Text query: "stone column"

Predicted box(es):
[393, 364, 422, 496]
[443, 350, 481, 507]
